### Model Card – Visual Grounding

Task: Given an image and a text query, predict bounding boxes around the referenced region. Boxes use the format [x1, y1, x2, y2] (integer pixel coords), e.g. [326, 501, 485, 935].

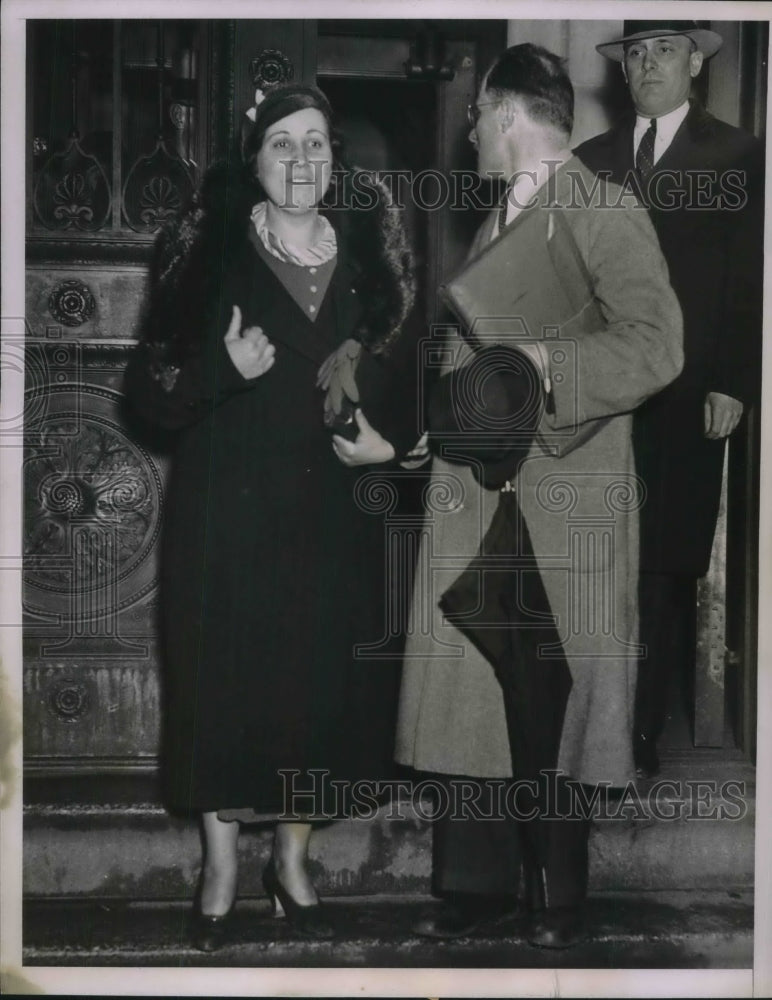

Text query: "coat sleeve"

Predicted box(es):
[355, 309, 426, 460]
[546, 201, 684, 429]
[711, 137, 764, 404]
[124, 263, 262, 432]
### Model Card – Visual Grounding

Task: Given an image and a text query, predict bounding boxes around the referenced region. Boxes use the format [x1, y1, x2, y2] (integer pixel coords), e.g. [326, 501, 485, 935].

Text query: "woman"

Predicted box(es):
[125, 84, 418, 949]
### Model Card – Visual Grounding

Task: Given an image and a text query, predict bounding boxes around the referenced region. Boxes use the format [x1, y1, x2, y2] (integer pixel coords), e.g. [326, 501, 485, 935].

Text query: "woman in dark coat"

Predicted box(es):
[125, 84, 418, 947]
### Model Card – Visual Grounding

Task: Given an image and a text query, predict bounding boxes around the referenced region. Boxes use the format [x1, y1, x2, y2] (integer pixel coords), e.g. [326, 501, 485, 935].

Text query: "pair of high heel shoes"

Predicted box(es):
[192, 858, 333, 951]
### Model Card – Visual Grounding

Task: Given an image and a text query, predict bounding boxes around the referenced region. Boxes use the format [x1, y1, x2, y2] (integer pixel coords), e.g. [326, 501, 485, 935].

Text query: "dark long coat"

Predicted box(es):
[576, 102, 764, 575]
[125, 167, 418, 816]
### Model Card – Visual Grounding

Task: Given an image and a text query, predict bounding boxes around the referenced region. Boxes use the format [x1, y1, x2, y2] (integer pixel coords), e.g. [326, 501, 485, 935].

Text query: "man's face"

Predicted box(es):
[469, 84, 510, 179]
[623, 35, 703, 117]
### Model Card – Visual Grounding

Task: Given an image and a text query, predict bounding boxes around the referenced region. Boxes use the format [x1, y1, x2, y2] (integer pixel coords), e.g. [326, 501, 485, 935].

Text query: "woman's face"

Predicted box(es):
[257, 107, 333, 213]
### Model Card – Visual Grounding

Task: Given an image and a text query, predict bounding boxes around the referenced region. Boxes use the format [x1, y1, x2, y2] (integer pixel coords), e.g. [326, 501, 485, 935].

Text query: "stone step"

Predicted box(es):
[24, 755, 755, 899]
[22, 891, 754, 969]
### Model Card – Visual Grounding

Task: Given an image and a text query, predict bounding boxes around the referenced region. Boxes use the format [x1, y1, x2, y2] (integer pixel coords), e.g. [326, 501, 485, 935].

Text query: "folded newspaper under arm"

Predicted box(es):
[439, 206, 610, 458]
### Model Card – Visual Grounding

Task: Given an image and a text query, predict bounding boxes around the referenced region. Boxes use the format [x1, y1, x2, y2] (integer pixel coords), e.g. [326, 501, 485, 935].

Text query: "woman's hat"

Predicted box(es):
[428, 345, 543, 488]
[240, 82, 336, 164]
[596, 20, 723, 62]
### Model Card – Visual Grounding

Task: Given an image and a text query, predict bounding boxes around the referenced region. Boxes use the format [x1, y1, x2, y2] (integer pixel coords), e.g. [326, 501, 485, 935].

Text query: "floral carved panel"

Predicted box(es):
[24, 383, 164, 630]
[32, 136, 112, 233]
[122, 139, 195, 234]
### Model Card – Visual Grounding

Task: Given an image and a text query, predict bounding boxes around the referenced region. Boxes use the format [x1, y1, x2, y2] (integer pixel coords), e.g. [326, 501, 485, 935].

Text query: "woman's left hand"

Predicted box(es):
[400, 432, 430, 469]
[332, 409, 395, 466]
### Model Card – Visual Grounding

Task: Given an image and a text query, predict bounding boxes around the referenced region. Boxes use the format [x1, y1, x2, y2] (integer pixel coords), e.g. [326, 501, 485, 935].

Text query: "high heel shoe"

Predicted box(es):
[262, 857, 334, 940]
[191, 900, 236, 952]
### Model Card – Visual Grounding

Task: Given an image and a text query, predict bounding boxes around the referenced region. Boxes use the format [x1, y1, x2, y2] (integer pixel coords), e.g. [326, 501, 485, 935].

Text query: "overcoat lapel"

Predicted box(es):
[655, 102, 721, 173]
[468, 180, 552, 261]
[462, 158, 604, 329]
[331, 250, 365, 342]
[655, 105, 699, 172]
[599, 102, 715, 179]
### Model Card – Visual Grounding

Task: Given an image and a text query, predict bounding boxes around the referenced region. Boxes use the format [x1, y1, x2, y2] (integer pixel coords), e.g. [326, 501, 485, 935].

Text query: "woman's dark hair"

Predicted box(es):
[240, 83, 346, 197]
[485, 43, 574, 137]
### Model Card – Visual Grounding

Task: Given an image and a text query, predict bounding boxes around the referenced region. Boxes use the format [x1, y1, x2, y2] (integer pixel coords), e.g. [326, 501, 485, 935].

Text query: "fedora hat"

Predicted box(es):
[428, 345, 543, 488]
[596, 20, 723, 62]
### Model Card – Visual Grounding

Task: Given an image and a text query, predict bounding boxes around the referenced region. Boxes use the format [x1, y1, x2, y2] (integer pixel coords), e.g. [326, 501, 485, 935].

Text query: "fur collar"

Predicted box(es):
[142, 161, 416, 365]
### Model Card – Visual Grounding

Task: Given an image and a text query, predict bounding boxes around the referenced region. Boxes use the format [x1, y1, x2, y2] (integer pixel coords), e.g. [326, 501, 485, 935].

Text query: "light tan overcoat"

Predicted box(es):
[395, 158, 684, 787]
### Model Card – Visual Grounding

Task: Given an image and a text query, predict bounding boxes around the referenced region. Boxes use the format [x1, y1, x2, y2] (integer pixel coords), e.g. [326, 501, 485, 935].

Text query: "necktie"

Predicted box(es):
[636, 118, 657, 181]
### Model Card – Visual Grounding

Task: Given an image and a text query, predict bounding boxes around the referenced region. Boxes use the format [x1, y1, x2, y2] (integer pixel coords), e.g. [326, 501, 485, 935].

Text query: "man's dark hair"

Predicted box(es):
[485, 43, 574, 136]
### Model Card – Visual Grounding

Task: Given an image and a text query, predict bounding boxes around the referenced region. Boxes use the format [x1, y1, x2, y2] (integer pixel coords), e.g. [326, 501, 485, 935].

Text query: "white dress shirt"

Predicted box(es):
[633, 101, 689, 165]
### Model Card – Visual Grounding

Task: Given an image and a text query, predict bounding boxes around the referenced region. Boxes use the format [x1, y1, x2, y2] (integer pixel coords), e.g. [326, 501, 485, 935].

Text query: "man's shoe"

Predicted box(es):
[527, 905, 587, 949]
[412, 895, 521, 939]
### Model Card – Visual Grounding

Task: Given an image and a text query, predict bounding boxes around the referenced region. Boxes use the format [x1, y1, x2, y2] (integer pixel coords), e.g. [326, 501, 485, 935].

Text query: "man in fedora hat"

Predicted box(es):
[576, 21, 764, 779]
[396, 42, 683, 948]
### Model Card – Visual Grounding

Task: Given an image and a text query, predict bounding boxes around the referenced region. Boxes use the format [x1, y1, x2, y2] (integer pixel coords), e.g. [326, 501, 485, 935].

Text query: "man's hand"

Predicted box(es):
[704, 391, 743, 440]
[223, 304, 276, 379]
[332, 409, 395, 466]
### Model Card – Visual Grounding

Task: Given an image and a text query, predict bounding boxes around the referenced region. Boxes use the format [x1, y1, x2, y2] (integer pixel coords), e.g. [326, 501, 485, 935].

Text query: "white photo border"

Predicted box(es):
[2, 0, 770, 995]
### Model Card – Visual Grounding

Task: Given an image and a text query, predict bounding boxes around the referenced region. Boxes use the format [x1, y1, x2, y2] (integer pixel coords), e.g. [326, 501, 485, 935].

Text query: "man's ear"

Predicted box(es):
[621, 61, 628, 84]
[689, 50, 704, 78]
[498, 96, 517, 133]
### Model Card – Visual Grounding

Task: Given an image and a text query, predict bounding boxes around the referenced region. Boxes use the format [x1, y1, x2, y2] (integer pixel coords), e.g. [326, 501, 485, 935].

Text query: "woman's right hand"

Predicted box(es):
[223, 304, 275, 379]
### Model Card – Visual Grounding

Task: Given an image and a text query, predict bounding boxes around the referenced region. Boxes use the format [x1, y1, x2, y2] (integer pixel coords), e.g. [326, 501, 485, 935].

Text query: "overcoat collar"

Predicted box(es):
[143, 162, 414, 367]
[480, 154, 598, 246]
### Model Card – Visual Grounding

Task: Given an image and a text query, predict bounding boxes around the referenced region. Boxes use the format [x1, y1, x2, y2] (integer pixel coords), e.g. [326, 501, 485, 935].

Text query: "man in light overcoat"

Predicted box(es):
[395, 42, 684, 947]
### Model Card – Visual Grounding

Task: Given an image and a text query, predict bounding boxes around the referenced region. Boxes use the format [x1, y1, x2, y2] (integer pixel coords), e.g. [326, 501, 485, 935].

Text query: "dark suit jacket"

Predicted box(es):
[576, 102, 764, 574]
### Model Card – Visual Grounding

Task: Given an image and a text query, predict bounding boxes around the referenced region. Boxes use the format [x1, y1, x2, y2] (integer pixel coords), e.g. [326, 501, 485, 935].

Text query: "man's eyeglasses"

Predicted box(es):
[467, 100, 501, 128]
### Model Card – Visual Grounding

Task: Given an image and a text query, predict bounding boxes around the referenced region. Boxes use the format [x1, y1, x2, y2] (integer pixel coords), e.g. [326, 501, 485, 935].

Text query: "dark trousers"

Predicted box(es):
[635, 572, 697, 743]
[431, 775, 591, 910]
